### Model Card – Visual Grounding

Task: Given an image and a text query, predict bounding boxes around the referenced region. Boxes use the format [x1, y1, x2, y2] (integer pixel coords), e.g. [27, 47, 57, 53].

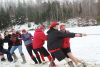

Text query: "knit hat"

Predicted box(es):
[49, 21, 59, 29]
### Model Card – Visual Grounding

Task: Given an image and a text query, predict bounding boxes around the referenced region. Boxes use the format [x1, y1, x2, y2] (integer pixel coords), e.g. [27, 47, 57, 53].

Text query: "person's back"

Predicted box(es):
[21, 32, 32, 46]
[47, 28, 64, 50]
[32, 25, 52, 63]
[4, 31, 13, 47]
[33, 28, 46, 49]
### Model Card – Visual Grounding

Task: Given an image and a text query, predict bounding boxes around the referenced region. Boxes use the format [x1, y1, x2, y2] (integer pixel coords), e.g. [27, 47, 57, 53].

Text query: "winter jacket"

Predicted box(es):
[16, 32, 22, 45]
[10, 33, 22, 46]
[61, 30, 71, 48]
[0, 38, 4, 52]
[47, 28, 75, 51]
[4, 34, 13, 47]
[32, 28, 47, 49]
[21, 33, 33, 46]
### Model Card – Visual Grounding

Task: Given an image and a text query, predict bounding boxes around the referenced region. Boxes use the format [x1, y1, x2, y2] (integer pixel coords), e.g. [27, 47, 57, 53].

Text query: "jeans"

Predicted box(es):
[10, 45, 23, 55]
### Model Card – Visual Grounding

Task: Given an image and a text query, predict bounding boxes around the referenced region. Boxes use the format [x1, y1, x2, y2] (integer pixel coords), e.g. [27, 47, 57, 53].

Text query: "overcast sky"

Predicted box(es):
[0, 0, 76, 3]
[0, 0, 98, 7]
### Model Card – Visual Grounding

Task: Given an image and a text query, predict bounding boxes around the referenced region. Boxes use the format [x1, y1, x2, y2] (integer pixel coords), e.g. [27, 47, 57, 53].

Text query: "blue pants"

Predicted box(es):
[10, 45, 23, 55]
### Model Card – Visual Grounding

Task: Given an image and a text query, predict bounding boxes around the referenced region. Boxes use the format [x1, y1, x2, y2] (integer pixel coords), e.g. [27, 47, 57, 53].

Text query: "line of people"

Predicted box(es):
[0, 21, 87, 67]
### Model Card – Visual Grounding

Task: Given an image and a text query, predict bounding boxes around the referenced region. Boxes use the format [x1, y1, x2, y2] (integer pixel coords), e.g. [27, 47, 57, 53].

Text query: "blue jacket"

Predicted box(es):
[21, 33, 33, 46]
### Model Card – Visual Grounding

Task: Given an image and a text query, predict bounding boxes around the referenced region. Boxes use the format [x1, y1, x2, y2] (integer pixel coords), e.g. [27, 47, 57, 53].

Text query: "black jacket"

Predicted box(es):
[4, 34, 13, 47]
[0, 38, 4, 51]
[47, 28, 75, 50]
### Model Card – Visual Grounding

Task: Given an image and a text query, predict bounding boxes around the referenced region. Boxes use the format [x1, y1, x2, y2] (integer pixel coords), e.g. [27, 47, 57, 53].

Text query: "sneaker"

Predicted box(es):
[68, 61, 75, 67]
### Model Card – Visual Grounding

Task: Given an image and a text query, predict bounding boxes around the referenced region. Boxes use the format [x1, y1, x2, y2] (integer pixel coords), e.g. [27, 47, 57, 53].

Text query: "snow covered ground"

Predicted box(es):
[1, 25, 100, 67]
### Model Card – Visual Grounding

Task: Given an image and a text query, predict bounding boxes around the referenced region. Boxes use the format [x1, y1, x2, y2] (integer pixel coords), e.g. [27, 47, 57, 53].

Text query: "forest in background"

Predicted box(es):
[0, 0, 100, 30]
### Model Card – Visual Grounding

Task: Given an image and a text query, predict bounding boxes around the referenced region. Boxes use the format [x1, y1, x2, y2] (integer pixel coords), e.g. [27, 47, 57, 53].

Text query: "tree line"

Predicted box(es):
[0, 0, 100, 30]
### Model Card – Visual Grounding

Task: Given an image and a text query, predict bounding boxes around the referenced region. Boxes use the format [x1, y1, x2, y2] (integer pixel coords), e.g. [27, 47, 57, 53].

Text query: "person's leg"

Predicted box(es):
[52, 50, 73, 67]
[38, 48, 45, 62]
[67, 52, 86, 67]
[18, 45, 26, 63]
[40, 54, 45, 61]
[39, 47, 52, 62]
[8, 46, 17, 61]
[49, 53, 56, 67]
[8, 46, 12, 52]
[10, 46, 18, 62]
[26, 45, 38, 64]
[0, 52, 6, 61]
[10, 46, 17, 54]
[62, 48, 75, 67]
[33, 49, 42, 64]
[2, 49, 13, 62]
[0, 47, 6, 61]
[67, 52, 81, 64]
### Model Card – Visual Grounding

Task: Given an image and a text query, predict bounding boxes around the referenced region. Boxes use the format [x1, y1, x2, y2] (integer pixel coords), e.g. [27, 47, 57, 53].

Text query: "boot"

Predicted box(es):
[49, 60, 56, 67]
[68, 61, 75, 67]
[7, 52, 13, 62]
[32, 58, 38, 64]
[12, 54, 18, 63]
[1, 57, 6, 61]
[21, 54, 26, 64]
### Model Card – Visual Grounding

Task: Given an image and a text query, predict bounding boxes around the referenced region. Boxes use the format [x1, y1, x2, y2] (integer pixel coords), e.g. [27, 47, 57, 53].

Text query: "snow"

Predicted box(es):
[1, 25, 100, 67]
[66, 26, 100, 64]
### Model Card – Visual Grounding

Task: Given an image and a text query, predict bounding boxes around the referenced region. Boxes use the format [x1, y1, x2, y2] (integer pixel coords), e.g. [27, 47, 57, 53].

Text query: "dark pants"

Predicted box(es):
[34, 47, 50, 57]
[26, 44, 42, 63]
[61, 48, 71, 58]
[50, 50, 66, 61]
[0, 48, 13, 62]
[34, 47, 52, 62]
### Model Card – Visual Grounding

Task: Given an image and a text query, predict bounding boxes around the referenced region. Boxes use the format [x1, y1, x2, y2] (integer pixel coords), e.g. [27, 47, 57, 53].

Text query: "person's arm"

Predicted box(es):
[57, 31, 86, 38]
[57, 31, 75, 38]
[75, 33, 87, 37]
[29, 33, 34, 39]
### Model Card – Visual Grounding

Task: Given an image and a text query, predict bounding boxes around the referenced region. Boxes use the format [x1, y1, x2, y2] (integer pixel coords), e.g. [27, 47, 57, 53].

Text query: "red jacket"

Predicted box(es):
[32, 28, 47, 49]
[62, 31, 70, 48]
